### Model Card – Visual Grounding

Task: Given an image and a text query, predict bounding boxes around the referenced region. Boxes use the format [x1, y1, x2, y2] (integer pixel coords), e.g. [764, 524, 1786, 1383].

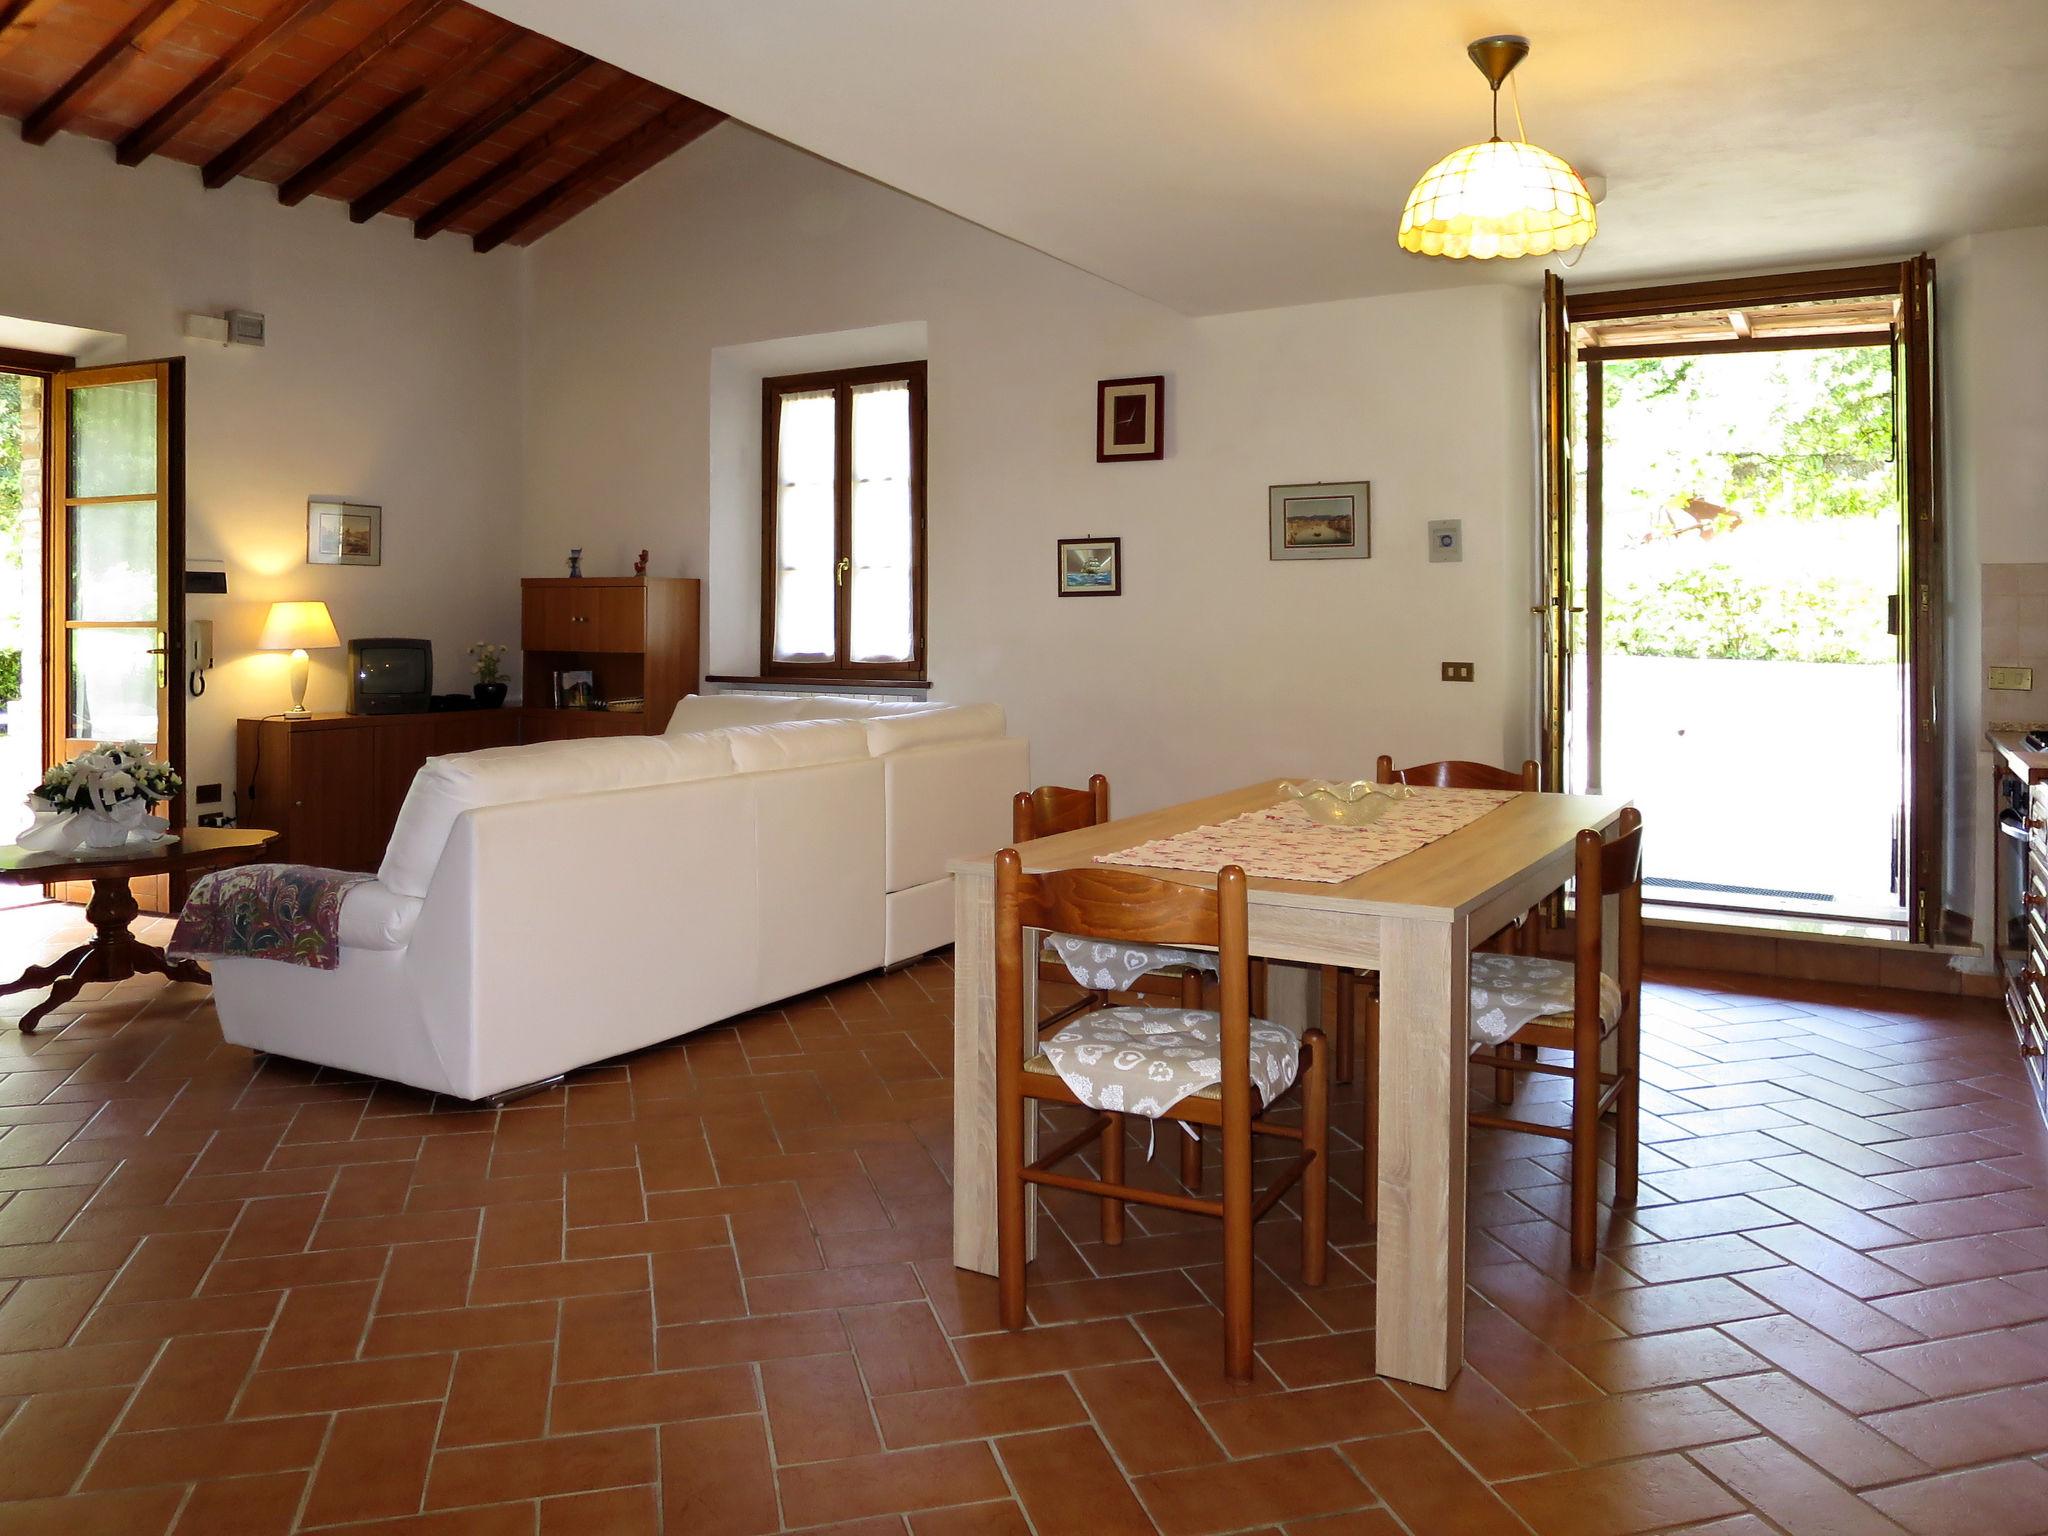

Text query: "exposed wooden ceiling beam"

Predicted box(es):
[204, 0, 451, 189]
[275, 23, 522, 207]
[117, 0, 342, 166]
[349, 48, 590, 224]
[473, 99, 722, 254]
[412, 72, 643, 240]
[21, 0, 197, 145]
[0, 0, 64, 64]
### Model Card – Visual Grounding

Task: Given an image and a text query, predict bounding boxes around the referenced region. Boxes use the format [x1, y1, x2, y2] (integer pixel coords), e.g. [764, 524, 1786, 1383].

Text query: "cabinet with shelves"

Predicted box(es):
[519, 577, 698, 736]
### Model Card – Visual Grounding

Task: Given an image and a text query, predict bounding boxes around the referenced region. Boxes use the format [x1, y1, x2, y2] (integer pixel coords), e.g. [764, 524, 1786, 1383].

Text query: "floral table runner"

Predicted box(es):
[1095, 787, 1520, 884]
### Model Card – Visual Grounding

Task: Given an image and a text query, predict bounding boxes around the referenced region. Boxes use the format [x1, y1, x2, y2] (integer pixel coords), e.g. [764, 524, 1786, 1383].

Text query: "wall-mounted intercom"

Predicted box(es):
[187, 620, 215, 698]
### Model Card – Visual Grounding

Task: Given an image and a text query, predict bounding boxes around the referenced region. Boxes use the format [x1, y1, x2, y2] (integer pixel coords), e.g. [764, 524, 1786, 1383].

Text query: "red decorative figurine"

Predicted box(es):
[633, 549, 649, 577]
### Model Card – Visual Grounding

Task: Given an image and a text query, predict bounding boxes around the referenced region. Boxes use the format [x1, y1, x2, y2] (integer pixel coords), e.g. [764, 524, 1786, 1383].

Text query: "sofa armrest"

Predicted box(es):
[338, 881, 422, 952]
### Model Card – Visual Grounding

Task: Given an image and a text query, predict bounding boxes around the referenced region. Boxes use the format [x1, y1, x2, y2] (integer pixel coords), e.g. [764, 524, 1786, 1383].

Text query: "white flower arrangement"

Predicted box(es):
[20, 742, 180, 852]
[469, 642, 509, 685]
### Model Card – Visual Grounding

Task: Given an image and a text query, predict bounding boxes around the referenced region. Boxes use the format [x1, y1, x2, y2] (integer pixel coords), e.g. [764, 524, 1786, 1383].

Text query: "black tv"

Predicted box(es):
[347, 638, 432, 715]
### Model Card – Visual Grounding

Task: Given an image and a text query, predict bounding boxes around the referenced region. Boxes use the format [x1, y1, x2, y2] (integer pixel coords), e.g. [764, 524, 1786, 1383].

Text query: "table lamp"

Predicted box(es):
[257, 600, 340, 715]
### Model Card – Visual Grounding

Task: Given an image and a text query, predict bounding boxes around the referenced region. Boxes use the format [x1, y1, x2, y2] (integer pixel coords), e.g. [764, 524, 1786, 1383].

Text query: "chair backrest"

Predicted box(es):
[1376, 755, 1540, 792]
[1013, 774, 1110, 842]
[1573, 806, 1645, 1022]
[993, 851, 1256, 1115]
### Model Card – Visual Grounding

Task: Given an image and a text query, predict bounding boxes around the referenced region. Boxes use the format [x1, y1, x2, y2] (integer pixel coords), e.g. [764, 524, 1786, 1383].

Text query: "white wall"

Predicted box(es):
[0, 133, 525, 815]
[523, 127, 1537, 812]
[1936, 225, 2048, 928]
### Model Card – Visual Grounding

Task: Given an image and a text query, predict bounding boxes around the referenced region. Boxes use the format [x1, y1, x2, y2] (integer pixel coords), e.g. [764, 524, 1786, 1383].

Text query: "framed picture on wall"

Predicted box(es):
[1057, 537, 1122, 596]
[307, 498, 382, 566]
[1096, 376, 1164, 461]
[1269, 482, 1370, 561]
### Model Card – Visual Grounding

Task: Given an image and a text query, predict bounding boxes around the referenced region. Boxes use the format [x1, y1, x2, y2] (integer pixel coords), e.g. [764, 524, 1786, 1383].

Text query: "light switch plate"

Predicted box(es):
[1427, 519, 1463, 563]
[1990, 665, 2035, 691]
[1442, 661, 1474, 682]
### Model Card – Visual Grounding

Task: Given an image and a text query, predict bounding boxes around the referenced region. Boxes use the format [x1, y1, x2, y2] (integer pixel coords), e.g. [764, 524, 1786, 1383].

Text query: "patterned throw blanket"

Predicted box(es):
[170, 864, 372, 971]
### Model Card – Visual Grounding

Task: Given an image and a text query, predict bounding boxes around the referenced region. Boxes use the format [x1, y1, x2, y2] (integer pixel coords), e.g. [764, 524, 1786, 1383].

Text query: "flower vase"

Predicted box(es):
[473, 682, 508, 709]
[78, 812, 131, 849]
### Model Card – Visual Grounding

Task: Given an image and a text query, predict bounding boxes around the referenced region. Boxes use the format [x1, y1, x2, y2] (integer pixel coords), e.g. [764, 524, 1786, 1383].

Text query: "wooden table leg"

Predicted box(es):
[952, 869, 1036, 1274]
[4, 876, 206, 1033]
[1373, 910, 1470, 1389]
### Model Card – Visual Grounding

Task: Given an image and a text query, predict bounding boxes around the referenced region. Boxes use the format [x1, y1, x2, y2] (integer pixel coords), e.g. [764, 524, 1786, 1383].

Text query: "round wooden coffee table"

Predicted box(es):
[0, 827, 279, 1032]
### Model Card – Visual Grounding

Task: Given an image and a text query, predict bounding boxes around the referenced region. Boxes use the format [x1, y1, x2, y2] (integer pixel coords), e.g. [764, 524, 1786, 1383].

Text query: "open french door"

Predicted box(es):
[1539, 263, 1944, 941]
[45, 360, 185, 914]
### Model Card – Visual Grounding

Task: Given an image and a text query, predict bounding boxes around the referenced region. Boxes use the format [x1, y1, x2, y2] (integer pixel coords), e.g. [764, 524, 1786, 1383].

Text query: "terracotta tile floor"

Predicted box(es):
[0, 902, 2041, 1534]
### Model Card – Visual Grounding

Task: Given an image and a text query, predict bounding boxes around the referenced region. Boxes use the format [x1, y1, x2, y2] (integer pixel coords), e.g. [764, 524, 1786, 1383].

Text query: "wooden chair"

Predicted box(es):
[995, 852, 1329, 1381]
[1328, 755, 1542, 1217]
[1469, 806, 1644, 1267]
[1015, 775, 1262, 1190]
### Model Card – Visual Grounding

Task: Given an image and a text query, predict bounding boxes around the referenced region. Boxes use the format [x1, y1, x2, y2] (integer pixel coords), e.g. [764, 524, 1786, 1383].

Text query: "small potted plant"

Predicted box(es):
[21, 742, 181, 851]
[469, 642, 510, 708]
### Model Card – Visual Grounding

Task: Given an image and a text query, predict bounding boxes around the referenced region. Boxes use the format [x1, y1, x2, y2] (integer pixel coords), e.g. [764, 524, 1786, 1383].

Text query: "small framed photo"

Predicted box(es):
[1057, 536, 1122, 597]
[307, 498, 381, 566]
[553, 668, 598, 709]
[1269, 482, 1370, 561]
[1096, 375, 1164, 461]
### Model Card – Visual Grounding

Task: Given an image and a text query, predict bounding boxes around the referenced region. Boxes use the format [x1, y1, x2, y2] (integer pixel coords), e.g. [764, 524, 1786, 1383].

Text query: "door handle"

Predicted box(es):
[836, 557, 851, 587]
[147, 630, 169, 687]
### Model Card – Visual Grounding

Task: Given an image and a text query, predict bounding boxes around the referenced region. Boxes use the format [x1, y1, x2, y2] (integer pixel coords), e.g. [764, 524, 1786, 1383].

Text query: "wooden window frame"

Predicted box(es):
[760, 360, 928, 683]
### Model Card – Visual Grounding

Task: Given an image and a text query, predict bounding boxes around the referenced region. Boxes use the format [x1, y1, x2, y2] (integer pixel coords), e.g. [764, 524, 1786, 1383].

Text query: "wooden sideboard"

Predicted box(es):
[520, 576, 699, 737]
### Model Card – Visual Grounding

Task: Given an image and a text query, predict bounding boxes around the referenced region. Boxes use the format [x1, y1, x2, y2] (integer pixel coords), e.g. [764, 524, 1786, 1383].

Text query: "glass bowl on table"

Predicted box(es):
[1277, 779, 1412, 828]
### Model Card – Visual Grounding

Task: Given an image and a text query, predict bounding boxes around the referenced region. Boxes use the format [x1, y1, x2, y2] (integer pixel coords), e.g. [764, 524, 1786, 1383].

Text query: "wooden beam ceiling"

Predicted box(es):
[116, 0, 342, 166]
[474, 97, 724, 254]
[202, 0, 452, 189]
[274, 24, 524, 207]
[348, 47, 592, 223]
[413, 71, 642, 241]
[0, 0, 64, 63]
[1, 0, 728, 250]
[21, 0, 196, 144]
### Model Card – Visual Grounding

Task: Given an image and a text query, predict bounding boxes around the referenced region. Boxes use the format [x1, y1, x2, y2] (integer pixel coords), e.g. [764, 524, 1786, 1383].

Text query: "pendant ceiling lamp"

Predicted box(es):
[1398, 35, 1596, 260]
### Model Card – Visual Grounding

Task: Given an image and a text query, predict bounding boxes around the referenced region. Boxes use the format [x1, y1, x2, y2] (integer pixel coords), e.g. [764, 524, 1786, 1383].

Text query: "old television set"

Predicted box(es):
[347, 638, 432, 715]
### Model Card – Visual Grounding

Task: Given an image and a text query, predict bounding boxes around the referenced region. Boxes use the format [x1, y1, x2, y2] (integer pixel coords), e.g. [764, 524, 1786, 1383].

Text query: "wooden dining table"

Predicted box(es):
[948, 777, 1631, 1390]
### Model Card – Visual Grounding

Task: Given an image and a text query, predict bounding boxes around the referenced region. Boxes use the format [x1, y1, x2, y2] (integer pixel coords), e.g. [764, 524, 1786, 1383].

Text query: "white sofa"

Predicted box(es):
[210, 694, 1027, 1100]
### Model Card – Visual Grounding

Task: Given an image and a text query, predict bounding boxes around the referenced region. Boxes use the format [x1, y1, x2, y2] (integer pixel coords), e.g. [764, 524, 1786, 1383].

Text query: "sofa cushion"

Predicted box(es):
[665, 692, 813, 735]
[718, 719, 872, 773]
[378, 733, 735, 898]
[863, 703, 1007, 757]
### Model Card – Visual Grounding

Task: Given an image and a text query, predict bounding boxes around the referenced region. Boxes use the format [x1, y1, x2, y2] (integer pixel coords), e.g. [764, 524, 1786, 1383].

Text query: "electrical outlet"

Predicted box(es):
[197, 811, 228, 829]
[1427, 519, 1463, 563]
[1989, 665, 2035, 691]
[1441, 661, 1475, 682]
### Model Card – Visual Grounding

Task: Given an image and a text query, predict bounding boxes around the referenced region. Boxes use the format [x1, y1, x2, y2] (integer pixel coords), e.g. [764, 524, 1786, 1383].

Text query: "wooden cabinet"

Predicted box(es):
[238, 710, 520, 872]
[520, 576, 699, 736]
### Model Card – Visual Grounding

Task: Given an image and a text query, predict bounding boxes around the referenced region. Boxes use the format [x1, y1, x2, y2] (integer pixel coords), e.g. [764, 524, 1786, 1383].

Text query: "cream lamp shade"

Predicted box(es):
[1397, 35, 1596, 261]
[257, 600, 340, 715]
